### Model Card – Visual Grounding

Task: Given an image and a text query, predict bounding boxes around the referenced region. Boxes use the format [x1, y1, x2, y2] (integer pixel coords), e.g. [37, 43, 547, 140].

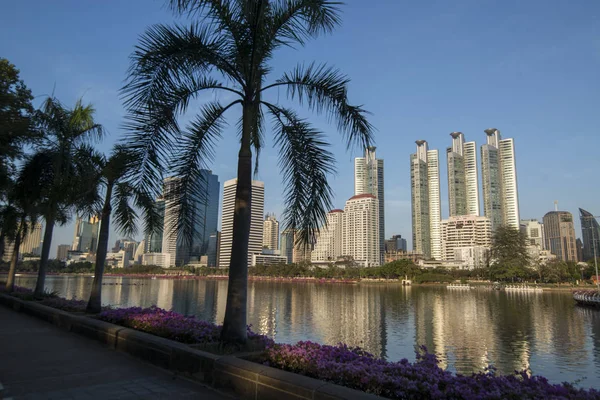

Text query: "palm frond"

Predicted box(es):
[166, 100, 235, 248]
[263, 62, 374, 149]
[269, 0, 342, 48]
[112, 182, 138, 237]
[69, 144, 105, 219]
[263, 102, 335, 246]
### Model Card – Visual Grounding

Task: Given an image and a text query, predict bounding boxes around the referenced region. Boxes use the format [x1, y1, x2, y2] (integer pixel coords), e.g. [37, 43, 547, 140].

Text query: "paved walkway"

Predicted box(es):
[0, 306, 232, 399]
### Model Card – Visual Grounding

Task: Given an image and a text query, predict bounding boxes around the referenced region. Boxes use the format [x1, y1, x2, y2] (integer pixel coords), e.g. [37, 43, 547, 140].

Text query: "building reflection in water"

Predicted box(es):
[11, 275, 600, 387]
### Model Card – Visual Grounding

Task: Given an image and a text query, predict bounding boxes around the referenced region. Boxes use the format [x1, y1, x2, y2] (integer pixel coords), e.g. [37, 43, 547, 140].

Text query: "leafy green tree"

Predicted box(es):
[20, 97, 104, 296]
[0, 59, 37, 199]
[489, 226, 531, 282]
[86, 146, 154, 313]
[122, 0, 373, 344]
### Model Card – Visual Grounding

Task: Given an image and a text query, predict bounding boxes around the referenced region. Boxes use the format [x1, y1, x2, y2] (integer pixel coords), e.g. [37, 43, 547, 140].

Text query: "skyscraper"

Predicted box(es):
[162, 170, 220, 267]
[481, 129, 520, 230]
[72, 216, 99, 253]
[543, 211, 577, 262]
[342, 194, 380, 267]
[56, 244, 70, 261]
[262, 213, 279, 250]
[446, 132, 479, 217]
[20, 222, 43, 256]
[218, 179, 264, 268]
[354, 147, 385, 263]
[410, 140, 441, 260]
[311, 209, 344, 262]
[144, 197, 165, 253]
[579, 208, 600, 261]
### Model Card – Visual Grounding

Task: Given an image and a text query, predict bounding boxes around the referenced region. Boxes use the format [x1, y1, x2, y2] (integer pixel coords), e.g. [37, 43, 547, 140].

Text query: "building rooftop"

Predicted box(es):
[348, 194, 376, 201]
[329, 209, 344, 213]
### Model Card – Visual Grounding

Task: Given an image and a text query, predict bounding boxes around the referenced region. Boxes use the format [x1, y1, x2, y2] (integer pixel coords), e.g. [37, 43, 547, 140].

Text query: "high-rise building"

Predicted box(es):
[144, 197, 165, 253]
[206, 231, 220, 267]
[576, 238, 584, 263]
[441, 215, 492, 268]
[543, 211, 577, 262]
[162, 170, 219, 267]
[262, 213, 279, 250]
[446, 132, 479, 217]
[410, 140, 441, 260]
[520, 219, 545, 249]
[342, 194, 380, 267]
[280, 229, 294, 264]
[20, 222, 43, 256]
[481, 129, 520, 230]
[218, 179, 264, 268]
[385, 235, 407, 253]
[56, 244, 70, 261]
[311, 209, 344, 263]
[72, 216, 99, 253]
[579, 208, 600, 261]
[354, 147, 385, 263]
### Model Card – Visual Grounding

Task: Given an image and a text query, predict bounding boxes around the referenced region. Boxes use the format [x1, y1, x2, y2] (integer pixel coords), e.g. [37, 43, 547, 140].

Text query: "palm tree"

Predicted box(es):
[122, 0, 373, 344]
[86, 146, 155, 313]
[22, 97, 104, 296]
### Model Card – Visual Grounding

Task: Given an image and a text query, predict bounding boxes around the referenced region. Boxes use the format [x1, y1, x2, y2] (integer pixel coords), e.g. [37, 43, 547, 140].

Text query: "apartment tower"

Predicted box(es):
[354, 146, 385, 263]
[446, 132, 479, 217]
[342, 194, 380, 267]
[218, 179, 264, 268]
[311, 209, 344, 263]
[262, 213, 279, 251]
[481, 129, 520, 230]
[410, 140, 441, 260]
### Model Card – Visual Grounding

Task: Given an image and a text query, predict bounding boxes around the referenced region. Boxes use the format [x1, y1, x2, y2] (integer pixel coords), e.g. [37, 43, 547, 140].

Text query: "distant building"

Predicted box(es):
[342, 194, 380, 267]
[579, 208, 600, 261]
[142, 253, 171, 269]
[520, 219, 545, 249]
[543, 211, 577, 262]
[355, 146, 385, 264]
[410, 140, 441, 260]
[280, 228, 313, 264]
[56, 244, 70, 261]
[311, 210, 344, 263]
[441, 215, 492, 269]
[262, 214, 279, 251]
[72, 215, 100, 253]
[385, 235, 407, 253]
[206, 231, 220, 268]
[252, 253, 287, 267]
[219, 179, 264, 268]
[446, 132, 479, 217]
[144, 197, 165, 253]
[20, 223, 43, 256]
[576, 238, 584, 263]
[480, 129, 520, 230]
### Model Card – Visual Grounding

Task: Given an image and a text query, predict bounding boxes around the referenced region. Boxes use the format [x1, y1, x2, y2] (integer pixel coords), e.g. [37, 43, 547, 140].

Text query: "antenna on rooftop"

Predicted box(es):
[554, 201, 558, 212]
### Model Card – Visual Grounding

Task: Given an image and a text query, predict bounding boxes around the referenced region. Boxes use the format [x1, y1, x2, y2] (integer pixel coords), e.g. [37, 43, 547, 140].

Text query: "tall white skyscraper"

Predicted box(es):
[354, 146, 384, 263]
[219, 178, 264, 268]
[446, 132, 479, 217]
[410, 140, 442, 260]
[481, 129, 520, 230]
[342, 194, 380, 267]
[262, 213, 279, 250]
[311, 209, 344, 263]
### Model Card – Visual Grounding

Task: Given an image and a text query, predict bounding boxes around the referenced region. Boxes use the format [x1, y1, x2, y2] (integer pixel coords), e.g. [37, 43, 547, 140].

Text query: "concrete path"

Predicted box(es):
[0, 306, 232, 399]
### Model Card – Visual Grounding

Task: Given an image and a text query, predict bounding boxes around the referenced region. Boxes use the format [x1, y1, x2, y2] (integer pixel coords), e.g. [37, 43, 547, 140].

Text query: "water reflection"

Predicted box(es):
[10, 275, 600, 388]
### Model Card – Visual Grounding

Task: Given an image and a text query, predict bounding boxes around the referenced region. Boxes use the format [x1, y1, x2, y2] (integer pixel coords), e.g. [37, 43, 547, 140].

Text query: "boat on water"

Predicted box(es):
[573, 290, 600, 307]
[446, 283, 473, 289]
[504, 284, 543, 292]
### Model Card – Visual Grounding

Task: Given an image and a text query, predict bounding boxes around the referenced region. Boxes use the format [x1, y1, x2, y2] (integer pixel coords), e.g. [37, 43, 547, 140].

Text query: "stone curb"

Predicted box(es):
[0, 293, 381, 399]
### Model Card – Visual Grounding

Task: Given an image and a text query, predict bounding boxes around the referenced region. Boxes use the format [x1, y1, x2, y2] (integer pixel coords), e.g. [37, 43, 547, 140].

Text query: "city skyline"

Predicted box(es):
[4, 1, 598, 256]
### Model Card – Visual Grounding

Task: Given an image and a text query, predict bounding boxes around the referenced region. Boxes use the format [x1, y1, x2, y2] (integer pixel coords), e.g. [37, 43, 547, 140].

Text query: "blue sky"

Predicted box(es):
[1, 0, 599, 257]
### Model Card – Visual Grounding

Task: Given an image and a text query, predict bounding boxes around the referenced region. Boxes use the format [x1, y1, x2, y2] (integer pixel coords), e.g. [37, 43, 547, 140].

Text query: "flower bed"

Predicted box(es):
[98, 306, 273, 348]
[264, 342, 600, 399]
[38, 297, 88, 312]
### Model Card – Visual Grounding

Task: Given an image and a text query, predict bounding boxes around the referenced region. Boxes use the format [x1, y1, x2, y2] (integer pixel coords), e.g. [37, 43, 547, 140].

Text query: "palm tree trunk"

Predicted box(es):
[221, 101, 254, 344]
[34, 216, 55, 296]
[87, 183, 113, 313]
[6, 228, 22, 292]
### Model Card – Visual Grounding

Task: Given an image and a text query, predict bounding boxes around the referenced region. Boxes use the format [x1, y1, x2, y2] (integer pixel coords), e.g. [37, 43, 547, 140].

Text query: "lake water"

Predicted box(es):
[10, 275, 600, 388]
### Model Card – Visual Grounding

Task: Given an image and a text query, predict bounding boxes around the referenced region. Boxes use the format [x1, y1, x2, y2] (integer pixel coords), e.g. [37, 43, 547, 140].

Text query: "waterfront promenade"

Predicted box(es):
[0, 306, 230, 399]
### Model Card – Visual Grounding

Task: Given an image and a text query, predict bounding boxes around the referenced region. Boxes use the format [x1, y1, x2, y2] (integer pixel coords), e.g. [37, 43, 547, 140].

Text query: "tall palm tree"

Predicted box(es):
[86, 146, 155, 313]
[122, 0, 374, 344]
[22, 97, 104, 296]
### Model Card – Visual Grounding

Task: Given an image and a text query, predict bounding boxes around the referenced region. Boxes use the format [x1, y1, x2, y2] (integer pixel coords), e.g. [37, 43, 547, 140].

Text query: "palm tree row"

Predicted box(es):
[2, 0, 373, 345]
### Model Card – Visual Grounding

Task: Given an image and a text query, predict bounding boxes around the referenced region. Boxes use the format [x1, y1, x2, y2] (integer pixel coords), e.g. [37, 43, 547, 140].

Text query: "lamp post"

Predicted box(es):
[583, 215, 600, 294]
